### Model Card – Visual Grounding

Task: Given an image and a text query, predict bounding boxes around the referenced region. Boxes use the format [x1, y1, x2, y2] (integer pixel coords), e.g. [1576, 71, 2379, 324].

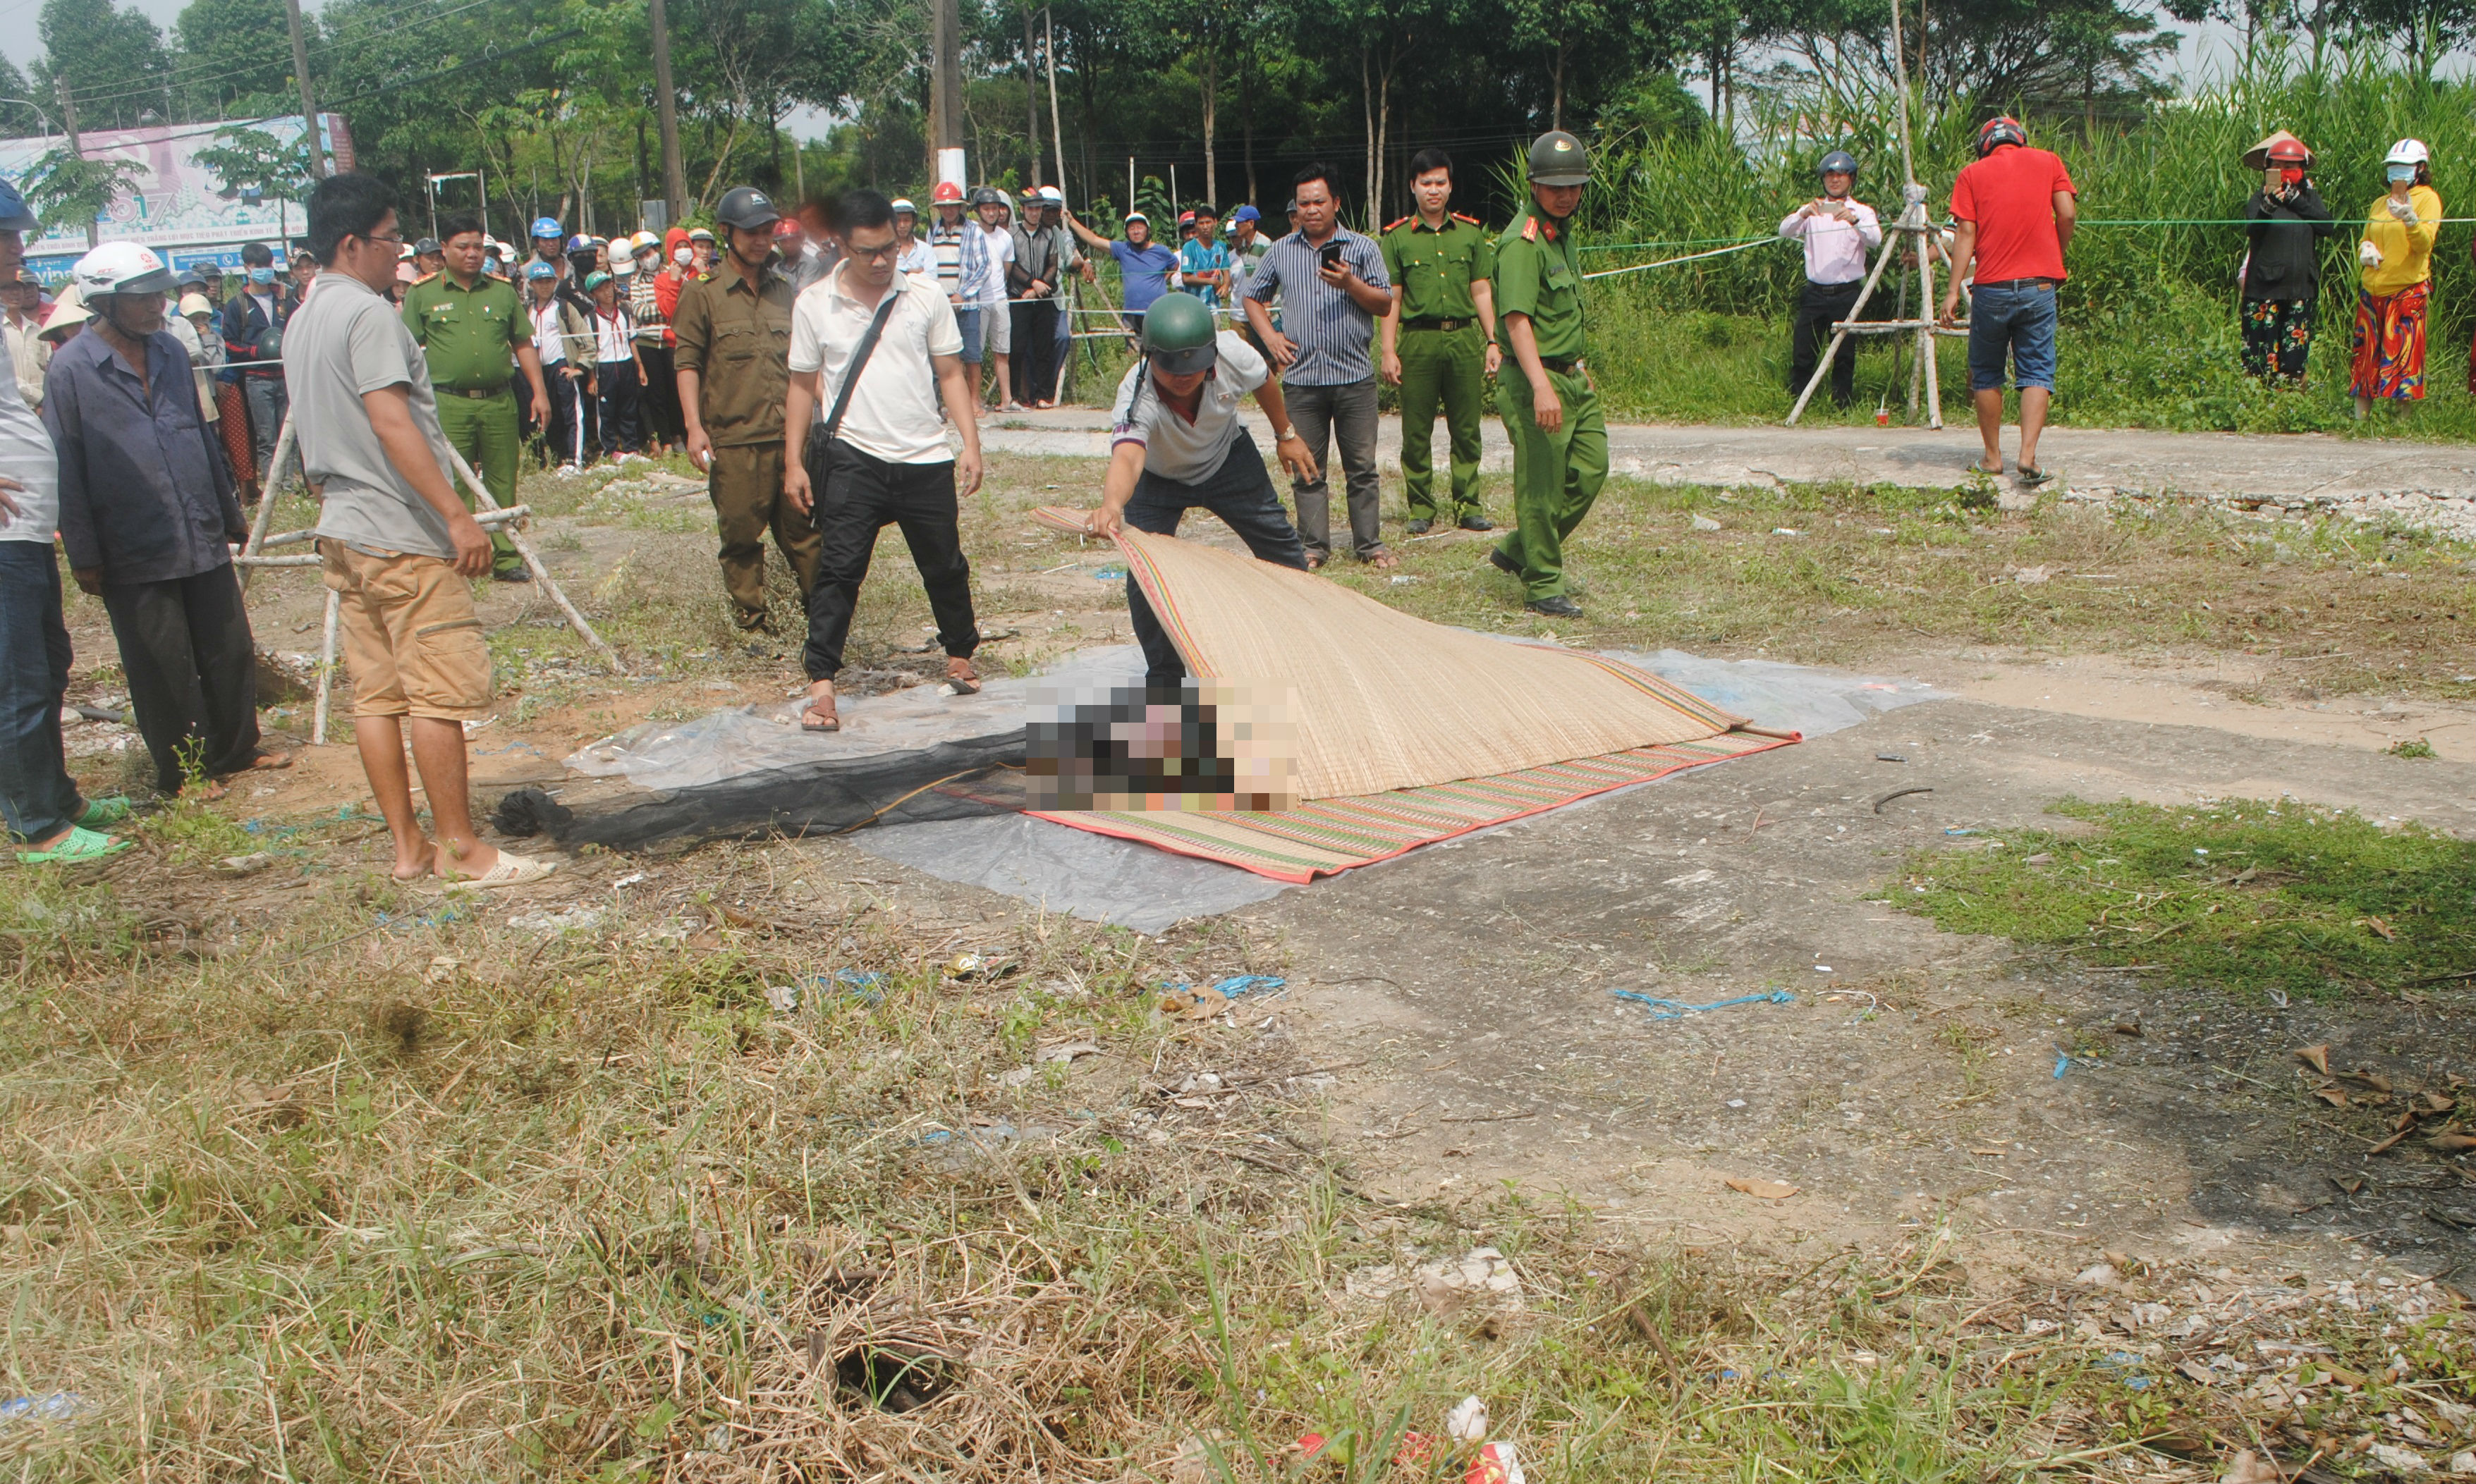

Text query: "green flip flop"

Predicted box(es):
[16, 826, 130, 865]
[74, 795, 131, 828]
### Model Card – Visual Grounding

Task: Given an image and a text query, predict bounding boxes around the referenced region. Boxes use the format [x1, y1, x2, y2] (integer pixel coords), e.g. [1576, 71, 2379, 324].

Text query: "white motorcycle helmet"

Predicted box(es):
[2385, 137, 2431, 168]
[71, 241, 178, 300]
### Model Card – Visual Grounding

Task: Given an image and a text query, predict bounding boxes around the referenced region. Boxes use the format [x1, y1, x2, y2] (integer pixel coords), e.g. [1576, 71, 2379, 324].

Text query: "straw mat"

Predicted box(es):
[1028, 731, 1794, 882]
[1023, 509, 1799, 881]
[1031, 508, 1766, 799]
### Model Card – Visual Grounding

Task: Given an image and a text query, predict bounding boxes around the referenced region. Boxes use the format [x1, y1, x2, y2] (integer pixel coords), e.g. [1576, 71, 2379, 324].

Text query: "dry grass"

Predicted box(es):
[6, 829, 2475, 1480]
[1325, 480, 2476, 701]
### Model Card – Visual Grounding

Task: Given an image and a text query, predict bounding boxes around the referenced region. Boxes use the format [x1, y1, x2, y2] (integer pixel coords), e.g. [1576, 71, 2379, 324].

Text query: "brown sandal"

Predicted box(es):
[799, 683, 840, 732]
[945, 658, 981, 696]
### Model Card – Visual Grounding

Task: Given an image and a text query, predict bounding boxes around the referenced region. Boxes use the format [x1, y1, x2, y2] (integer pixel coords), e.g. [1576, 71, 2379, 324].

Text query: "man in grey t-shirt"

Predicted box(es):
[1089, 294, 1316, 687]
[287, 173, 551, 890]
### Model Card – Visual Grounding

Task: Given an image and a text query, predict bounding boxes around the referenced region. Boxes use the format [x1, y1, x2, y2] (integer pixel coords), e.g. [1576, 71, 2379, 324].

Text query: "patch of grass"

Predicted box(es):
[2390, 737, 2439, 759]
[1334, 474, 2476, 697]
[1891, 798, 2476, 1000]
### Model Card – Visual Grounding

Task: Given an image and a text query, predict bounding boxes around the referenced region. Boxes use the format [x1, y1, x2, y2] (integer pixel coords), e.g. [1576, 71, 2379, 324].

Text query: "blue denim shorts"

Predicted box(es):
[1967, 281, 2059, 392]
[955, 305, 983, 364]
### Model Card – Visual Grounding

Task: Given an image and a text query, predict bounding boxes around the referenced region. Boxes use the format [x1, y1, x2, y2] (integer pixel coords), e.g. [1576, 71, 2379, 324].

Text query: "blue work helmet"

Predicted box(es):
[530, 216, 563, 240]
[567, 233, 594, 253]
[0, 176, 37, 233]
[524, 261, 556, 281]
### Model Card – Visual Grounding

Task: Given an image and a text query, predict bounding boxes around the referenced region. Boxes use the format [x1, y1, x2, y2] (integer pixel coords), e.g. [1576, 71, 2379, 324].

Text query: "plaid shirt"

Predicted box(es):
[929, 221, 987, 303]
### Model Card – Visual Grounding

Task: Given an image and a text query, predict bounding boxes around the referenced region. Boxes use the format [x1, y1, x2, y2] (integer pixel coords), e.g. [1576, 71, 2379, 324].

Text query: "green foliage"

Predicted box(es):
[32, 0, 171, 132]
[20, 145, 142, 243]
[1893, 798, 2476, 1000]
[190, 125, 311, 206]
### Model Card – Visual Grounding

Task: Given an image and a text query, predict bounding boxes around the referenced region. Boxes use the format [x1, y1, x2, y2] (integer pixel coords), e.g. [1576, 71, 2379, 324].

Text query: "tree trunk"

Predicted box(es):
[1241, 51, 1257, 205]
[1362, 53, 1374, 226]
[1202, 43, 1217, 208]
[1374, 63, 1390, 232]
[1025, 5, 1042, 185]
[768, 96, 783, 184]
[1551, 37, 1564, 131]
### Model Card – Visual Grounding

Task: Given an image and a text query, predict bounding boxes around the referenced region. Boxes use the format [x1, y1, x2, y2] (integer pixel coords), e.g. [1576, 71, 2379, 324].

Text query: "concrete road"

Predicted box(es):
[977, 405, 2476, 505]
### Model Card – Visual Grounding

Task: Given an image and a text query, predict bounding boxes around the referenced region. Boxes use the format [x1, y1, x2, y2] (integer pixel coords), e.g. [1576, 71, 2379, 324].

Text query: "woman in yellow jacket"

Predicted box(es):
[2351, 137, 2440, 417]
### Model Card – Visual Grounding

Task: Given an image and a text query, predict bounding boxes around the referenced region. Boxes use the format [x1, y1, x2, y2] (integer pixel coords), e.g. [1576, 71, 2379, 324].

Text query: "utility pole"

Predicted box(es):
[54, 79, 95, 247]
[284, 0, 325, 178]
[930, 0, 964, 190]
[650, 0, 687, 222]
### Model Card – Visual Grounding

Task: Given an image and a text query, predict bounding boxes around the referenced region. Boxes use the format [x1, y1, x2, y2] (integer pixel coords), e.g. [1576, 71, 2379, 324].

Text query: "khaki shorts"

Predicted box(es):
[319, 540, 494, 721]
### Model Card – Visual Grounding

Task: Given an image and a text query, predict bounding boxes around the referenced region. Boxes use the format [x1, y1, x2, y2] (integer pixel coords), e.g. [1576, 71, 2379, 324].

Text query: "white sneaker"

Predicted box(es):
[558, 462, 582, 474]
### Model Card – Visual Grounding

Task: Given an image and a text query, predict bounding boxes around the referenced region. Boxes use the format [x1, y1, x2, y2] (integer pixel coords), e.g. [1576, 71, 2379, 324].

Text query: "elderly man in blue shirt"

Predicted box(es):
[47, 242, 283, 798]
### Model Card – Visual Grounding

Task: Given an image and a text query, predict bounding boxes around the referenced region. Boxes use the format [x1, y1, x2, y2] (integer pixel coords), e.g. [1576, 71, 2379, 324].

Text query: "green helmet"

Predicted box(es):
[1527, 130, 1590, 187]
[1141, 292, 1220, 374]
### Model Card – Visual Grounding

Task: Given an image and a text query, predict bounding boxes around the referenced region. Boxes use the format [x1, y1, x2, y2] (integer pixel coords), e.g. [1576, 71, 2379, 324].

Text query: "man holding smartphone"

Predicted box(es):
[1240, 163, 1395, 570]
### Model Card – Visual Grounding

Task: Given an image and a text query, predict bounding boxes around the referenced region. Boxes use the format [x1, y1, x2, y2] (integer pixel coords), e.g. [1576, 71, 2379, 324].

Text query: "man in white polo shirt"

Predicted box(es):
[782, 188, 985, 733]
[1087, 291, 1317, 688]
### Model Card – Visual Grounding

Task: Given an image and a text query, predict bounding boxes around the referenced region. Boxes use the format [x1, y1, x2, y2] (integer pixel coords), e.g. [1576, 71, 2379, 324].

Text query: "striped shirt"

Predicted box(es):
[929, 221, 985, 304]
[1239, 228, 1390, 385]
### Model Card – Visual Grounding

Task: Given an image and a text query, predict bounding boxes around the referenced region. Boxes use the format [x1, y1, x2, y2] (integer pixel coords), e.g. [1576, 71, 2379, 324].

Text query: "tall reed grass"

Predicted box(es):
[1566, 55, 2476, 432]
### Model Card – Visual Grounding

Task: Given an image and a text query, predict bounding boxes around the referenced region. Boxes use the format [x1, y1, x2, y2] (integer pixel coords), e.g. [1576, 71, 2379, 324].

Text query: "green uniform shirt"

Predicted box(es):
[670, 263, 797, 448]
[1491, 208, 1586, 362]
[1380, 211, 1494, 322]
[399, 270, 527, 392]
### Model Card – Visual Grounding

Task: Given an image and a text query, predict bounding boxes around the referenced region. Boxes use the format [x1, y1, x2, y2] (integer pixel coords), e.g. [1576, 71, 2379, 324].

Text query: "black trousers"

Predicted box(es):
[596, 359, 642, 455]
[638, 344, 682, 445]
[1788, 278, 1867, 407]
[99, 565, 260, 794]
[800, 432, 981, 682]
[1122, 435, 1307, 685]
[520, 369, 588, 467]
[1011, 298, 1059, 403]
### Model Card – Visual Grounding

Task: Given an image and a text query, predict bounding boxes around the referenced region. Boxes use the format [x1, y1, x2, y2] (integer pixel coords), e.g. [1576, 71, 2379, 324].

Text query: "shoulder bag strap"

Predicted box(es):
[821, 288, 903, 448]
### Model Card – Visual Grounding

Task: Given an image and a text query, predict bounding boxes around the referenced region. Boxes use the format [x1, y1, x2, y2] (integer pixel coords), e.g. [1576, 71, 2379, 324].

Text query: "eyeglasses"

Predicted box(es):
[358, 231, 406, 249]
[846, 240, 901, 262]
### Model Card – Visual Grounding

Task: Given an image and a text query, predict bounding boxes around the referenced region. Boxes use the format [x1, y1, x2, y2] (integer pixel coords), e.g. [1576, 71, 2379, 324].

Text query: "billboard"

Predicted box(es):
[0, 113, 355, 280]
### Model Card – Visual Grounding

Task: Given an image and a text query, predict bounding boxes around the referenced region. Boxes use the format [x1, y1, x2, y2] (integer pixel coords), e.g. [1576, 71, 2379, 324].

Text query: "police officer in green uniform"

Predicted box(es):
[1487, 130, 1607, 619]
[671, 185, 819, 632]
[400, 213, 551, 581]
[1379, 147, 1498, 535]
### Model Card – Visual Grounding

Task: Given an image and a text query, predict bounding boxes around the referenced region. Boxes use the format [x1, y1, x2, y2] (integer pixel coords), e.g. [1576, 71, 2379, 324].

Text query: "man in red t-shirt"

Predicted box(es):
[1939, 116, 2077, 486]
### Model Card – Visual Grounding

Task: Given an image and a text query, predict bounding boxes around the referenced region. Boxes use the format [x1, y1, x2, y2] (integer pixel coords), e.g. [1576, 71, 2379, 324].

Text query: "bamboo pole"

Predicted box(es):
[1887, 0, 1942, 429]
[237, 415, 296, 594]
[435, 441, 625, 673]
[310, 588, 339, 745]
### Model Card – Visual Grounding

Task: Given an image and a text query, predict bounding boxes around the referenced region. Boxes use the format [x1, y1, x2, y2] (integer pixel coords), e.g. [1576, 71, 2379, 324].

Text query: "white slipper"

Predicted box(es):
[437, 849, 557, 891]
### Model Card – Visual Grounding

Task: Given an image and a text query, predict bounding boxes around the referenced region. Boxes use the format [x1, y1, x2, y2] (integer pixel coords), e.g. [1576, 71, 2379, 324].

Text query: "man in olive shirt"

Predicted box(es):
[401, 213, 549, 582]
[672, 185, 818, 632]
[1486, 131, 1606, 620]
[1379, 147, 1499, 536]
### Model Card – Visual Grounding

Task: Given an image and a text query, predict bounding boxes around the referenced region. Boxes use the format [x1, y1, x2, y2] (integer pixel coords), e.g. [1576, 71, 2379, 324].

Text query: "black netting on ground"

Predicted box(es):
[493, 732, 1030, 852]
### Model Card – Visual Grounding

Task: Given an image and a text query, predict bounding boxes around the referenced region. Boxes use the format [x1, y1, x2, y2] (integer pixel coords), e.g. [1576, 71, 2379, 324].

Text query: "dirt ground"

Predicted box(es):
[47, 439, 2476, 1301]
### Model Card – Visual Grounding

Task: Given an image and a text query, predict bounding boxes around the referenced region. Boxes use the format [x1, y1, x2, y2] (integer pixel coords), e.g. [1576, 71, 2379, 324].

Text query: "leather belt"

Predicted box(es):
[1403, 317, 1470, 332]
[1975, 277, 2057, 291]
[447, 386, 512, 399]
[1538, 355, 1585, 375]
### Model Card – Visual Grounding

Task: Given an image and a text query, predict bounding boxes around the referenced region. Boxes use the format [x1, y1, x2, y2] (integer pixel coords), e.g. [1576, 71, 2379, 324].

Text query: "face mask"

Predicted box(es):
[2280, 166, 2305, 186]
[248, 266, 275, 286]
[2389, 164, 2416, 184]
[673, 247, 695, 266]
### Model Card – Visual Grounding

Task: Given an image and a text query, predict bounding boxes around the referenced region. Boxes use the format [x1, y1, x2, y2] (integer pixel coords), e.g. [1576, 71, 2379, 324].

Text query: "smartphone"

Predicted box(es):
[1319, 241, 1343, 269]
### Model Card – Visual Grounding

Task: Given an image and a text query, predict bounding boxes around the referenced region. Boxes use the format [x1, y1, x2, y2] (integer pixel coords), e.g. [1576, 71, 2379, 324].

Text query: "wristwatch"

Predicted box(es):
[1274, 424, 1298, 441]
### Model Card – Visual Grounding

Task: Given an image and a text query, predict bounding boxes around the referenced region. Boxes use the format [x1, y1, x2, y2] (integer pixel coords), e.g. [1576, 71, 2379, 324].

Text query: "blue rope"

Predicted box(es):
[1611, 988, 1795, 1022]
